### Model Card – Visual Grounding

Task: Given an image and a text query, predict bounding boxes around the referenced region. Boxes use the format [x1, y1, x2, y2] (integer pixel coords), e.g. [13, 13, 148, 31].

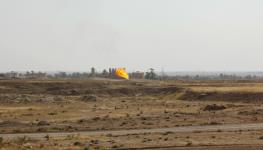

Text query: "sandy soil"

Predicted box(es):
[1, 79, 263, 149]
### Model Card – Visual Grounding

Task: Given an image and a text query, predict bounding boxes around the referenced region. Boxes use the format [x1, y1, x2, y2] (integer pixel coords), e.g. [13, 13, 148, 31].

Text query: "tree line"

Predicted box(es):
[2, 68, 262, 81]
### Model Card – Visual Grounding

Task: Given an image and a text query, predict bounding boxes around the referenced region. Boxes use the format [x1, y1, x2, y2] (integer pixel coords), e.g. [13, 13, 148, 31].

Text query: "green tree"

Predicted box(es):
[145, 68, 157, 80]
[102, 69, 108, 76]
[91, 67, 96, 77]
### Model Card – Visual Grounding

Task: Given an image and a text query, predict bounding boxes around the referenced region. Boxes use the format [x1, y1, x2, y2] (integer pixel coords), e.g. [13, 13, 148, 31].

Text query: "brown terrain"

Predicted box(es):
[1, 79, 263, 149]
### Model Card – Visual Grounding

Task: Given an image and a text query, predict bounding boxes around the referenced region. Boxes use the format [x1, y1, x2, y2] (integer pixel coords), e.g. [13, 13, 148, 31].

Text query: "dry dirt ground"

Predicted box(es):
[1, 79, 263, 149]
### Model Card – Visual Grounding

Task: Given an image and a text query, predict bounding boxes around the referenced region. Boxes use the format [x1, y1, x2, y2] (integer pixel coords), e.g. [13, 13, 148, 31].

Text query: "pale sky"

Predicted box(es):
[1, 0, 263, 72]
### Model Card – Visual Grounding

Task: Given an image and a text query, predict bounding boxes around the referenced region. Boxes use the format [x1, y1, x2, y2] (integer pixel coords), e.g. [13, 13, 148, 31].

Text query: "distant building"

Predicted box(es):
[5, 71, 19, 78]
[30, 72, 47, 79]
[22, 71, 48, 79]
[0, 73, 5, 79]
[129, 71, 145, 79]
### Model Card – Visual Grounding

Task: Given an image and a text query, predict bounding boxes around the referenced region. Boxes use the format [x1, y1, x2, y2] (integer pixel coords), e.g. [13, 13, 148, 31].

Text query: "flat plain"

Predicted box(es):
[1, 79, 263, 149]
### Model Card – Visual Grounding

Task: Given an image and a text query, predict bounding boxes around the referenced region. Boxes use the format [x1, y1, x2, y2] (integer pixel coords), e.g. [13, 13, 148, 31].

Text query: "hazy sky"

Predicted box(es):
[1, 0, 263, 72]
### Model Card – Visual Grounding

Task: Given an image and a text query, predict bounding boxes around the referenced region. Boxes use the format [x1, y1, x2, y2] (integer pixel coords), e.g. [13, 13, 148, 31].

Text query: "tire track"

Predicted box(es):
[1, 123, 263, 140]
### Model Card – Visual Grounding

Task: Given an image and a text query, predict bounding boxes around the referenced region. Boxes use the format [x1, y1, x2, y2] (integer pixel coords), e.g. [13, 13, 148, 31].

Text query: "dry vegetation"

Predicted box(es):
[1, 79, 263, 149]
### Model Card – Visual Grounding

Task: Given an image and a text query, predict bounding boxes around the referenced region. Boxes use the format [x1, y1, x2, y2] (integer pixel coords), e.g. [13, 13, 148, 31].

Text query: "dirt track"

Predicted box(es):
[2, 123, 263, 140]
[118, 144, 263, 150]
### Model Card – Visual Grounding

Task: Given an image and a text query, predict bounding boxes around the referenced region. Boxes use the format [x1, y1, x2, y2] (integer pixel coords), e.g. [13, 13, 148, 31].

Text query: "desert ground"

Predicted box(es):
[1, 79, 263, 149]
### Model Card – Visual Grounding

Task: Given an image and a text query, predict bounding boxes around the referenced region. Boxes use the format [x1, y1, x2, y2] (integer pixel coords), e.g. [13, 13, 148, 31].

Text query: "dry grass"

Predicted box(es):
[1, 79, 263, 149]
